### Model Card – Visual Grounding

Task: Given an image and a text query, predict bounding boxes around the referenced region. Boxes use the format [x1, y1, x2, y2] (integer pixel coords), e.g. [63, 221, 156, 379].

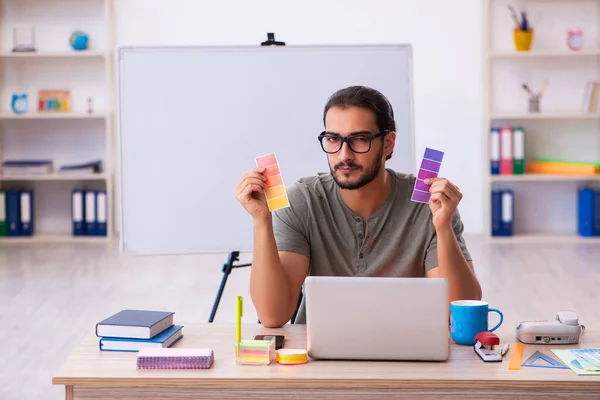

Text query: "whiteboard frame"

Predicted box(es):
[115, 44, 417, 255]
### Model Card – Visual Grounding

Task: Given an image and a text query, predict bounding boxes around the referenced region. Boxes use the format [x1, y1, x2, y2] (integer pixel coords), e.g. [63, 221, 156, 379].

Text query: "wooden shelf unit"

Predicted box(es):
[0, 0, 116, 242]
[483, 0, 600, 242]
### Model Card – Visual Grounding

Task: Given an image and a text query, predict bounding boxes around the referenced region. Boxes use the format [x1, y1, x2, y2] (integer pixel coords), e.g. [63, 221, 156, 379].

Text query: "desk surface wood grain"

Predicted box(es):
[53, 323, 600, 391]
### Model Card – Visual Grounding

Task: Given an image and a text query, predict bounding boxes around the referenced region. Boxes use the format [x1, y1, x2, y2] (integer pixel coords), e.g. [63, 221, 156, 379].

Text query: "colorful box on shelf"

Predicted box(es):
[38, 90, 71, 112]
[236, 337, 276, 365]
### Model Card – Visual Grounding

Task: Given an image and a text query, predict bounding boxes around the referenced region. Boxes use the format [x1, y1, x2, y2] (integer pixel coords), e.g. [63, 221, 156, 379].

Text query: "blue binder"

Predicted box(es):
[6, 190, 20, 236]
[95, 189, 107, 236]
[594, 189, 600, 236]
[84, 190, 97, 235]
[490, 127, 500, 175]
[500, 189, 514, 236]
[19, 190, 33, 236]
[578, 188, 595, 237]
[491, 189, 502, 236]
[71, 189, 85, 236]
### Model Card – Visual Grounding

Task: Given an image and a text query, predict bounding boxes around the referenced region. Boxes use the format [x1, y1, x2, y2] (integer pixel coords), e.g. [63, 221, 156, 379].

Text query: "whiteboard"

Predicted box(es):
[117, 44, 416, 255]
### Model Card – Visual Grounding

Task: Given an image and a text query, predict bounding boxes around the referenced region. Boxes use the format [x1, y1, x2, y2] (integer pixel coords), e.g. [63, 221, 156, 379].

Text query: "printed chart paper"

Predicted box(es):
[255, 153, 290, 211]
[411, 147, 444, 203]
[552, 349, 600, 376]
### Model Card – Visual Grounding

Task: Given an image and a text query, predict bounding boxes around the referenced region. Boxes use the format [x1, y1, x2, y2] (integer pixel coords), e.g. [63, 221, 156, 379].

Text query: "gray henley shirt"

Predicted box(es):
[271, 168, 472, 324]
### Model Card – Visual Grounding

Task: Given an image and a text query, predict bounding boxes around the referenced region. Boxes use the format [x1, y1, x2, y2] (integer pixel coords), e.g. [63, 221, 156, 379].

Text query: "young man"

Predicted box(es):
[234, 85, 481, 328]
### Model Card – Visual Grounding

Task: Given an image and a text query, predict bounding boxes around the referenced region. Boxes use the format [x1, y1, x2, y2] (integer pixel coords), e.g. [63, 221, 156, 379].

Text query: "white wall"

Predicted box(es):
[114, 0, 486, 234]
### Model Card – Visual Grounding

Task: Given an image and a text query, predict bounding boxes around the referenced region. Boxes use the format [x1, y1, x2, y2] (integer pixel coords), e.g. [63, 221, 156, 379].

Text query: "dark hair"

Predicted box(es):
[323, 85, 396, 160]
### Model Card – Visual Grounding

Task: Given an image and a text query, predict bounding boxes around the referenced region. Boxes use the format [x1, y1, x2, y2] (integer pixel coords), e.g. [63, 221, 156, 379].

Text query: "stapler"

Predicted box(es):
[474, 332, 507, 362]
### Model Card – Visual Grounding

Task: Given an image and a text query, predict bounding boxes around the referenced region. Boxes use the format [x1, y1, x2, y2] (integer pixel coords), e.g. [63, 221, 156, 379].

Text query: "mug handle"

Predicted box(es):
[488, 308, 503, 332]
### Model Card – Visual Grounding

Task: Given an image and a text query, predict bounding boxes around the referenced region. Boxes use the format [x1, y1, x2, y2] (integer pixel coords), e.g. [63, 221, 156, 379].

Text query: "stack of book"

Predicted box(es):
[1, 160, 52, 175]
[95, 310, 183, 352]
[526, 159, 599, 176]
[59, 160, 102, 175]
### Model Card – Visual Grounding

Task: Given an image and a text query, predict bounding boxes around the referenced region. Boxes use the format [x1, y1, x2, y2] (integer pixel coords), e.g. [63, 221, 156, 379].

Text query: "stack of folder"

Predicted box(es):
[96, 309, 184, 352]
[578, 188, 600, 237]
[0, 189, 34, 237]
[71, 189, 107, 236]
[491, 189, 514, 236]
[490, 126, 525, 175]
[490, 126, 600, 176]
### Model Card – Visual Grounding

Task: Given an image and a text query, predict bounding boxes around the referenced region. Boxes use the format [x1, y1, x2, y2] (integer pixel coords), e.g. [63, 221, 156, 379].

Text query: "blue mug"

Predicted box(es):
[450, 300, 503, 345]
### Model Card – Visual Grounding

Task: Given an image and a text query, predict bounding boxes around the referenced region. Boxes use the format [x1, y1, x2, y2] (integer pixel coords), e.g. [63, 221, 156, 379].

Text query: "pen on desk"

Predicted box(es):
[236, 295, 243, 355]
[501, 343, 510, 357]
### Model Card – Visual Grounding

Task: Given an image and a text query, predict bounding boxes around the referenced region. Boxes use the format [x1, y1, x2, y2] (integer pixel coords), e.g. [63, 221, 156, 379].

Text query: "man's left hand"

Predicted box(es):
[423, 177, 463, 231]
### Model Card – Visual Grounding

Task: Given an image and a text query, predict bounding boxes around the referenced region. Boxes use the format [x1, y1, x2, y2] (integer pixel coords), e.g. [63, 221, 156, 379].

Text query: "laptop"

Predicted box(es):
[304, 276, 449, 361]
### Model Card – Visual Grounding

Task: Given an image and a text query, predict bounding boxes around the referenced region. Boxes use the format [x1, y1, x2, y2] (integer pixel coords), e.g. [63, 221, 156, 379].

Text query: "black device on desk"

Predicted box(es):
[255, 334, 285, 350]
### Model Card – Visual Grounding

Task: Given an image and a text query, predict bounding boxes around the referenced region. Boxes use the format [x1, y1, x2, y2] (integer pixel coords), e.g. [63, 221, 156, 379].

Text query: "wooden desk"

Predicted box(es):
[53, 323, 600, 400]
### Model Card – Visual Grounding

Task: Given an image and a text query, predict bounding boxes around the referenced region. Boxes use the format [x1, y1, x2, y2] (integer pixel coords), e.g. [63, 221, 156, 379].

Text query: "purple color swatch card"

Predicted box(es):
[411, 147, 444, 203]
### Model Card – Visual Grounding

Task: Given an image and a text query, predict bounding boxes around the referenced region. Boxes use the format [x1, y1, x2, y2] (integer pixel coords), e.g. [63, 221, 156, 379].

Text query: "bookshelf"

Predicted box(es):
[484, 0, 600, 242]
[0, 0, 115, 242]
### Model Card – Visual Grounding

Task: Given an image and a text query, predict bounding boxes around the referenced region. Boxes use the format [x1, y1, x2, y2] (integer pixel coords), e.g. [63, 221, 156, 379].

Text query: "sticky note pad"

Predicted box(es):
[255, 153, 290, 211]
[136, 348, 214, 370]
[237, 338, 276, 365]
[411, 147, 444, 203]
[276, 349, 308, 365]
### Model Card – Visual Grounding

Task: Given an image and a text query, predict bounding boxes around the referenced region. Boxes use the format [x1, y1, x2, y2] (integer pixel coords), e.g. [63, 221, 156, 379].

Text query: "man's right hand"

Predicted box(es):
[234, 168, 270, 221]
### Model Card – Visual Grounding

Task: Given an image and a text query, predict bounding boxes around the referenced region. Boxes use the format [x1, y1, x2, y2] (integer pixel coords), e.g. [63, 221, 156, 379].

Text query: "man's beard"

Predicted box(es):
[330, 147, 383, 190]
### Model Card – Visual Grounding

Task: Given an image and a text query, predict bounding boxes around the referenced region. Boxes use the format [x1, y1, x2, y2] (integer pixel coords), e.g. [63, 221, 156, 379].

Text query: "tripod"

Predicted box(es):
[208, 250, 302, 324]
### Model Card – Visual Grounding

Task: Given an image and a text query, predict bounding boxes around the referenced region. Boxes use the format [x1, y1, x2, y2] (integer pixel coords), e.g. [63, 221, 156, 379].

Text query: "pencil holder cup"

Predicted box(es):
[529, 96, 540, 113]
[514, 29, 534, 51]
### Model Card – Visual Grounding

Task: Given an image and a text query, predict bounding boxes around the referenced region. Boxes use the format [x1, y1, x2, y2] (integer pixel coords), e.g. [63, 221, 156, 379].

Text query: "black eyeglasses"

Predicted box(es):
[318, 130, 390, 154]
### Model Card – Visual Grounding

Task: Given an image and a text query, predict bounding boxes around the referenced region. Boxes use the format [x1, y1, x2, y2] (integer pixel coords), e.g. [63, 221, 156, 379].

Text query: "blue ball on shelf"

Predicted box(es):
[70, 31, 89, 51]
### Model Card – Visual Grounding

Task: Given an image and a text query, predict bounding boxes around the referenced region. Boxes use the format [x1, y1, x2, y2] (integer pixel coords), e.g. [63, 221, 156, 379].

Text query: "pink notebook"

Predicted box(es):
[137, 348, 214, 370]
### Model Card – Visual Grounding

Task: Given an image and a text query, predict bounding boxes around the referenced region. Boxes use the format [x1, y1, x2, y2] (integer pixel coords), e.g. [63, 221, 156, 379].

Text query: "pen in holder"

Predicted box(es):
[235, 295, 276, 366]
[508, 6, 534, 51]
[523, 81, 547, 113]
[529, 95, 540, 113]
[514, 29, 534, 52]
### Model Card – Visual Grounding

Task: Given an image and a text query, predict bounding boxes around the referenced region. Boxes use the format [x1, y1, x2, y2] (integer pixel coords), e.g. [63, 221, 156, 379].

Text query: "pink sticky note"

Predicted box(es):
[254, 153, 290, 211]
[256, 153, 278, 169]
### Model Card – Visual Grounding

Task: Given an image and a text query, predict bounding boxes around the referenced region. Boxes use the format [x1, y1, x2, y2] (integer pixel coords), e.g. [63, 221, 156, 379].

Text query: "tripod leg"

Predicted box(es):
[208, 252, 238, 323]
[208, 270, 229, 323]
